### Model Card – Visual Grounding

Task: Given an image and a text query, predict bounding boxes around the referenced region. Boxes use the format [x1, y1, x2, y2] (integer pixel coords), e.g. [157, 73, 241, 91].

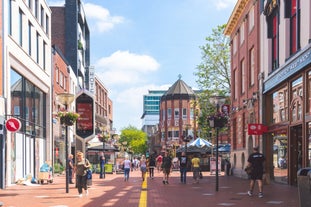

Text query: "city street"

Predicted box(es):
[0, 170, 299, 207]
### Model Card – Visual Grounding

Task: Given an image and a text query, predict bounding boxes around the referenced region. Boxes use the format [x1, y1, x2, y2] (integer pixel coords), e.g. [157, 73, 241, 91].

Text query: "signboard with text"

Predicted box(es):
[76, 91, 95, 140]
[248, 124, 268, 135]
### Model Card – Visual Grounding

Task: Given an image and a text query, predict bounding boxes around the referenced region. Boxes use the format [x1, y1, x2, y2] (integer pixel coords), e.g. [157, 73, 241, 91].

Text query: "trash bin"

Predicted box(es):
[297, 168, 311, 207]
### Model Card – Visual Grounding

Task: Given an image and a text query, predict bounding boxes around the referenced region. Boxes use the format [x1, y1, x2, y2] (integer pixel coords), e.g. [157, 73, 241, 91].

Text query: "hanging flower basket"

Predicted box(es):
[57, 111, 80, 126]
[209, 113, 228, 128]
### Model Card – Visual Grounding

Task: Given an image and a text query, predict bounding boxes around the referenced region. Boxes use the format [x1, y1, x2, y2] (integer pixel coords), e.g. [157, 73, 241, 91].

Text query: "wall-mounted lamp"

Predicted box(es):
[243, 92, 259, 107]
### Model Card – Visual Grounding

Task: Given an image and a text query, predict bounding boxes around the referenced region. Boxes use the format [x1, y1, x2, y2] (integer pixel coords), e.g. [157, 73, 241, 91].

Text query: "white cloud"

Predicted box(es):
[84, 3, 124, 33]
[95, 50, 160, 86]
[113, 84, 170, 132]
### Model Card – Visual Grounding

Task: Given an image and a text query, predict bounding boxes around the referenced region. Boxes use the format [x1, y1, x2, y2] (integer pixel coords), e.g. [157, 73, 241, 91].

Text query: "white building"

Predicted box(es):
[1, 0, 52, 186]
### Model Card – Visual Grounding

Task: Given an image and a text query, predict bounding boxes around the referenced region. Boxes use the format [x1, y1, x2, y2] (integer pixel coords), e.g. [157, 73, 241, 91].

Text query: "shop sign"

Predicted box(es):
[248, 124, 268, 135]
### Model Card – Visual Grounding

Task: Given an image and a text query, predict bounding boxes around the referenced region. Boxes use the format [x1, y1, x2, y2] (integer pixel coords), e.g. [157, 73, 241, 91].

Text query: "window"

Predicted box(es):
[241, 59, 245, 94]
[19, 9, 23, 46]
[41, 5, 44, 26]
[233, 35, 237, 54]
[35, 0, 39, 18]
[45, 14, 49, 35]
[182, 108, 187, 119]
[28, 21, 32, 55]
[55, 66, 59, 83]
[43, 41, 46, 70]
[234, 68, 238, 100]
[272, 86, 288, 123]
[59, 72, 64, 88]
[174, 108, 179, 119]
[28, 0, 33, 12]
[249, 47, 255, 86]
[9, 0, 12, 35]
[240, 23, 244, 45]
[272, 14, 279, 70]
[249, 6, 254, 32]
[36, 32, 40, 64]
[266, 1, 279, 71]
[289, 0, 300, 55]
[167, 108, 172, 119]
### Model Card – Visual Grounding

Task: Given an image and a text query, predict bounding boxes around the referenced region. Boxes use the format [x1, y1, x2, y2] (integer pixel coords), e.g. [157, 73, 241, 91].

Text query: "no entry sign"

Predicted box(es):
[5, 118, 22, 133]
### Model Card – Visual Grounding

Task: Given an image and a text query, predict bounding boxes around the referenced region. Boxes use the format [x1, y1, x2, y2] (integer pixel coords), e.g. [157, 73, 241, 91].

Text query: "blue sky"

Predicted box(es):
[48, 0, 236, 133]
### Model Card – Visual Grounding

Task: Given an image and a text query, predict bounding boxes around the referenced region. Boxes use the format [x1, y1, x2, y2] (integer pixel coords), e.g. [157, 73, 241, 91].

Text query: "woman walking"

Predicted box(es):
[75, 151, 91, 197]
[123, 155, 132, 181]
[140, 155, 147, 181]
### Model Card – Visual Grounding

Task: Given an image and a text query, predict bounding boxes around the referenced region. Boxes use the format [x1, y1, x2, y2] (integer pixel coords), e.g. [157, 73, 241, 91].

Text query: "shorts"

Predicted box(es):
[163, 168, 171, 174]
[141, 166, 147, 172]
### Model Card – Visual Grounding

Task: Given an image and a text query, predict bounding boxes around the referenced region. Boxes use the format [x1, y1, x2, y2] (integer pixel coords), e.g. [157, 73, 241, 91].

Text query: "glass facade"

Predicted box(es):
[10, 69, 46, 183]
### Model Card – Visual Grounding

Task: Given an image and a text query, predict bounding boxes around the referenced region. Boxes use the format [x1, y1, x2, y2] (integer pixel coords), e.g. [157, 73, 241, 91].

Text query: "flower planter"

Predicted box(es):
[60, 116, 75, 126]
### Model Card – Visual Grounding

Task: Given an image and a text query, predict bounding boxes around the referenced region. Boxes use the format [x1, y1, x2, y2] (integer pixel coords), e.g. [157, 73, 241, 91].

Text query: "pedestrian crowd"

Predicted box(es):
[67, 147, 267, 200]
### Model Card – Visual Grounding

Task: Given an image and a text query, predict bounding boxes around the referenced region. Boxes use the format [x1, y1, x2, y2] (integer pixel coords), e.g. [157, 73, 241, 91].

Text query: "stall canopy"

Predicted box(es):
[188, 137, 213, 148]
[176, 138, 213, 154]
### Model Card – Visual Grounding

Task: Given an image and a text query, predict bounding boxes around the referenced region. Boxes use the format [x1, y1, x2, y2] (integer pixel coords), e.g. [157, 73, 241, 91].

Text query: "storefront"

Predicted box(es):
[263, 48, 311, 185]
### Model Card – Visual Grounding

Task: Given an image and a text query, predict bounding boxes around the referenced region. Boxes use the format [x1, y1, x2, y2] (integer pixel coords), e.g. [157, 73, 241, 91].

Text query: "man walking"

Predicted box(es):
[161, 151, 172, 184]
[178, 152, 187, 184]
[247, 146, 266, 198]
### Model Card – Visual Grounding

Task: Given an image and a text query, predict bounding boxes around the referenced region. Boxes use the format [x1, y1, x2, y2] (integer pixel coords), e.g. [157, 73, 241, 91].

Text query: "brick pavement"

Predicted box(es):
[0, 170, 299, 207]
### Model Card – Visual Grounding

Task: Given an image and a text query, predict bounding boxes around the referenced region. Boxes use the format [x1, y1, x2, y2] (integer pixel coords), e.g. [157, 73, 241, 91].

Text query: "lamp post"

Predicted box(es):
[99, 129, 109, 179]
[209, 95, 226, 192]
[56, 93, 75, 194]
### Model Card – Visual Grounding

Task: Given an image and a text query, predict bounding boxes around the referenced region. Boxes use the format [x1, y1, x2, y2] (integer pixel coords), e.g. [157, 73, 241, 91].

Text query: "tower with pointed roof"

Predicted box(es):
[159, 77, 199, 151]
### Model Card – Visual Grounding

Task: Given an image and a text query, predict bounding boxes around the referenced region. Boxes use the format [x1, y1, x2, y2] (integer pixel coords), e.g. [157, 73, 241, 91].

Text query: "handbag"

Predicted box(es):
[86, 169, 92, 180]
[244, 166, 253, 175]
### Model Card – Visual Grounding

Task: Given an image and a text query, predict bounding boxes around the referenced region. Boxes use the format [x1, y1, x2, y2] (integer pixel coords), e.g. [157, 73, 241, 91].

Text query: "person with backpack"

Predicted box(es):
[148, 155, 156, 179]
[161, 151, 172, 184]
[178, 152, 187, 184]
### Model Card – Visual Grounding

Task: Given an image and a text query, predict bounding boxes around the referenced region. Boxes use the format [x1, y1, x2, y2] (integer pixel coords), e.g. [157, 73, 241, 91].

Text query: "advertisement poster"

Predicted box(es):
[76, 102, 93, 131]
[210, 157, 221, 175]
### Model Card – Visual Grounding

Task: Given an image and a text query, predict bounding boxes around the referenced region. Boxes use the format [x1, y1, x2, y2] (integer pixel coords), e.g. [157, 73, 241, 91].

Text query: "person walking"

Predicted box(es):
[75, 151, 91, 197]
[156, 154, 163, 173]
[247, 146, 266, 198]
[148, 155, 156, 179]
[178, 152, 187, 184]
[99, 155, 105, 179]
[123, 155, 132, 181]
[191, 154, 200, 184]
[140, 155, 147, 181]
[68, 154, 74, 184]
[161, 151, 172, 184]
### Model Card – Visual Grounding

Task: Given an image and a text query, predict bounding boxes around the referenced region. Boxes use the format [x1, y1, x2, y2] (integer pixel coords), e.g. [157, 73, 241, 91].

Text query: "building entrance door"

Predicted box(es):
[289, 125, 302, 185]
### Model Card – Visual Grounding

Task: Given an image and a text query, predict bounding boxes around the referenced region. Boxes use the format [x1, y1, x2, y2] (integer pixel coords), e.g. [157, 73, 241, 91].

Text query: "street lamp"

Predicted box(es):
[99, 128, 109, 179]
[56, 93, 75, 194]
[209, 95, 226, 192]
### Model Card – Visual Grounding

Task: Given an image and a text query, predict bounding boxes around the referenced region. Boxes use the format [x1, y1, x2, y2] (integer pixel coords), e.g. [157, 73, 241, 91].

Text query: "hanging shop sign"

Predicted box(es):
[5, 118, 21, 133]
[248, 124, 268, 135]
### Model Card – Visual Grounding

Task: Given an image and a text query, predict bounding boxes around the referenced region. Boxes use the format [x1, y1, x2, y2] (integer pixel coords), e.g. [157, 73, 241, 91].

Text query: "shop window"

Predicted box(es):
[272, 86, 288, 123]
[291, 77, 303, 122]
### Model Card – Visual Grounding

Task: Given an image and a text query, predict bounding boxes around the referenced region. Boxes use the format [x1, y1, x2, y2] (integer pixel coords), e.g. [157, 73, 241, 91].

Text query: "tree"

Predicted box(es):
[194, 24, 230, 94]
[119, 125, 148, 155]
[194, 24, 231, 140]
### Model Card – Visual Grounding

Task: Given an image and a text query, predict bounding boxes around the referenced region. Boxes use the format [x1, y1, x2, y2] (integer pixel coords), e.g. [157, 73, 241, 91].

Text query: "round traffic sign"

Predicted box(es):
[5, 118, 22, 133]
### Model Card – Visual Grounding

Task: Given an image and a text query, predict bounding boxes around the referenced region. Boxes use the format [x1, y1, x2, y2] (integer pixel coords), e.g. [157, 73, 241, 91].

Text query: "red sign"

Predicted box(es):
[248, 124, 268, 135]
[5, 118, 22, 133]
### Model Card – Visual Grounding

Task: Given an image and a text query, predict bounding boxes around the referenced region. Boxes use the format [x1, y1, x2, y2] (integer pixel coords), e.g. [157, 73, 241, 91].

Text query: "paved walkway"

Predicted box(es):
[0, 170, 299, 207]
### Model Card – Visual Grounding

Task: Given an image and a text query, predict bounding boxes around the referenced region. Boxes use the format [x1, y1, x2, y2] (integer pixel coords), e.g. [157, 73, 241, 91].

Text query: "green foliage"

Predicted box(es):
[194, 24, 231, 139]
[194, 24, 230, 94]
[53, 162, 64, 174]
[119, 125, 148, 154]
